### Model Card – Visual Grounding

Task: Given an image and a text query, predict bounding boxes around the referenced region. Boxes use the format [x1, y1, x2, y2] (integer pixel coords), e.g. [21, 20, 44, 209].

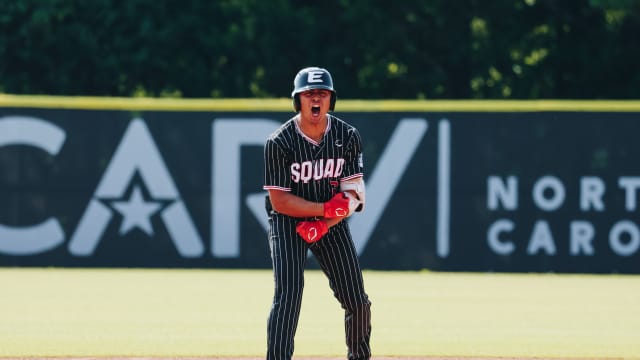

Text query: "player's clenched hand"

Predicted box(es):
[323, 192, 359, 218]
[296, 220, 329, 244]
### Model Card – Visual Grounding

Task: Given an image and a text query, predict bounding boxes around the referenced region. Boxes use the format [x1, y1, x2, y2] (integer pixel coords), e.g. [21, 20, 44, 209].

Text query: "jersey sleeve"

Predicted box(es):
[341, 127, 364, 181]
[263, 137, 292, 192]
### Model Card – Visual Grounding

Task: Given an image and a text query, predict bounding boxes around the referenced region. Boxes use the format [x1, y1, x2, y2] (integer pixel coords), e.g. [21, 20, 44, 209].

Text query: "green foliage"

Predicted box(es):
[0, 0, 638, 99]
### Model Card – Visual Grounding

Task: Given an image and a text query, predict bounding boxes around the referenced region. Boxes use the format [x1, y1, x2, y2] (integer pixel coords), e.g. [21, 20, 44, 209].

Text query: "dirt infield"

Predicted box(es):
[0, 358, 512, 360]
[0, 357, 590, 360]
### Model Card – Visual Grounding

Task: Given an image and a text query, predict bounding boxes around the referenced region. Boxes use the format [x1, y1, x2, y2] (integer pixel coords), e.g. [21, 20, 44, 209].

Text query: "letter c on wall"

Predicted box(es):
[0, 116, 66, 255]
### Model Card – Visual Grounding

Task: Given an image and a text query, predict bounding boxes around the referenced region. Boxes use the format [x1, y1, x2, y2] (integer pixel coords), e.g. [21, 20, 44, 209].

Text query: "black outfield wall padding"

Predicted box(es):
[1, 98, 639, 273]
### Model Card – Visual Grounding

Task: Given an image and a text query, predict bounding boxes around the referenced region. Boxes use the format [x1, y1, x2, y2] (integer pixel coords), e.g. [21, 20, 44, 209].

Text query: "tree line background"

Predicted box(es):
[1, 0, 639, 99]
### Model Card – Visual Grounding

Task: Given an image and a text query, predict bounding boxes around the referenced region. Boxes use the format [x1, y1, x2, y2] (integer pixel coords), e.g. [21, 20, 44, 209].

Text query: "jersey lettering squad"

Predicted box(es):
[290, 158, 345, 183]
[264, 114, 364, 204]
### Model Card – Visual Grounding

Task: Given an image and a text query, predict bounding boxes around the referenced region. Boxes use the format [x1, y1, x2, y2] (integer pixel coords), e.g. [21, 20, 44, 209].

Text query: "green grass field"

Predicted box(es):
[0, 268, 638, 359]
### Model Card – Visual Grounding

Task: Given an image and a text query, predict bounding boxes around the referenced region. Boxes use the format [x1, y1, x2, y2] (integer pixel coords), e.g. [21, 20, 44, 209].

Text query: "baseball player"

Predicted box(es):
[263, 67, 371, 360]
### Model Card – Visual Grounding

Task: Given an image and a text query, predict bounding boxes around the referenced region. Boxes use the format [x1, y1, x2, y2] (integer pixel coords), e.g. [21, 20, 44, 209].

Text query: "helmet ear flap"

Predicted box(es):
[293, 94, 301, 111]
[330, 92, 336, 111]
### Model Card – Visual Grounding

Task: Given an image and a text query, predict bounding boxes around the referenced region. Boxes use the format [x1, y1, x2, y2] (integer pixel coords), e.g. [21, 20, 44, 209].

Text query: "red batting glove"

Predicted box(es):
[296, 220, 329, 244]
[323, 192, 351, 218]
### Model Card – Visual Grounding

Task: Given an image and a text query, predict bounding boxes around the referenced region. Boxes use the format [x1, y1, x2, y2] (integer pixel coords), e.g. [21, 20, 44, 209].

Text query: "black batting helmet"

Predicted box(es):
[291, 67, 337, 111]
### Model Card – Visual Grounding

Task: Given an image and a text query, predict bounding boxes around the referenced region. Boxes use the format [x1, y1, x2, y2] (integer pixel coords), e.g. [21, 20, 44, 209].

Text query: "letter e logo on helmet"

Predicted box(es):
[307, 71, 324, 83]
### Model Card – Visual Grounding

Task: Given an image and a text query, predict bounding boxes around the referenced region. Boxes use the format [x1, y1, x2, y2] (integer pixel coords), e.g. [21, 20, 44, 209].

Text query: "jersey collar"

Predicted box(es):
[294, 114, 332, 146]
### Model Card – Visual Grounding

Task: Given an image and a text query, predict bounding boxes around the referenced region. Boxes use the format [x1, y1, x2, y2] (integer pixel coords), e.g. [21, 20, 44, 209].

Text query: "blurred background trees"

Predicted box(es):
[1, 0, 638, 99]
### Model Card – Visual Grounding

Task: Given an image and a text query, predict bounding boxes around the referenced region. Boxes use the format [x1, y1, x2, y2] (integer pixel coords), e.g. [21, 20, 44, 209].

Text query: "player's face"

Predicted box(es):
[299, 89, 331, 123]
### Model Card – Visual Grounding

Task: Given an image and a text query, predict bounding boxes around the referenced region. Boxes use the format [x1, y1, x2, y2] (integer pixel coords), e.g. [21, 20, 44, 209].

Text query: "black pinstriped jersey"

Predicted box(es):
[263, 114, 364, 204]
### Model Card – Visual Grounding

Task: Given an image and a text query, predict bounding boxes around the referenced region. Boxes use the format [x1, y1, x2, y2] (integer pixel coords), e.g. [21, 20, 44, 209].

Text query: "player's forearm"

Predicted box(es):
[268, 190, 324, 218]
[274, 199, 346, 228]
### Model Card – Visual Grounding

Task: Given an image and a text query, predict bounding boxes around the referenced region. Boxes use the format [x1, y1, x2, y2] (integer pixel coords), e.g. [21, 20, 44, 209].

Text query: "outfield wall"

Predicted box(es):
[1, 96, 640, 273]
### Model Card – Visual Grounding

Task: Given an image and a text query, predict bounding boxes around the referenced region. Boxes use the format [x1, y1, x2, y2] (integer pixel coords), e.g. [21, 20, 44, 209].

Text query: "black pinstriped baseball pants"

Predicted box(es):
[266, 214, 371, 360]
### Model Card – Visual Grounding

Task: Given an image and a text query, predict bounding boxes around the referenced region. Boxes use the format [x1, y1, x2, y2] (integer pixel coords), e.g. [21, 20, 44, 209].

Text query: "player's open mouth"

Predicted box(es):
[311, 105, 321, 116]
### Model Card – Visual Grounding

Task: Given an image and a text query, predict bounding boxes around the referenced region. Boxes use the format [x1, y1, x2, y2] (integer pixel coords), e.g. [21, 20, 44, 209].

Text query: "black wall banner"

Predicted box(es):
[1, 99, 640, 273]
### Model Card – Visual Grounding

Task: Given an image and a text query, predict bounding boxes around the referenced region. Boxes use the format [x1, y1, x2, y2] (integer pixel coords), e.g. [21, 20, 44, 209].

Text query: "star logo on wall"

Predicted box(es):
[112, 186, 162, 236]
